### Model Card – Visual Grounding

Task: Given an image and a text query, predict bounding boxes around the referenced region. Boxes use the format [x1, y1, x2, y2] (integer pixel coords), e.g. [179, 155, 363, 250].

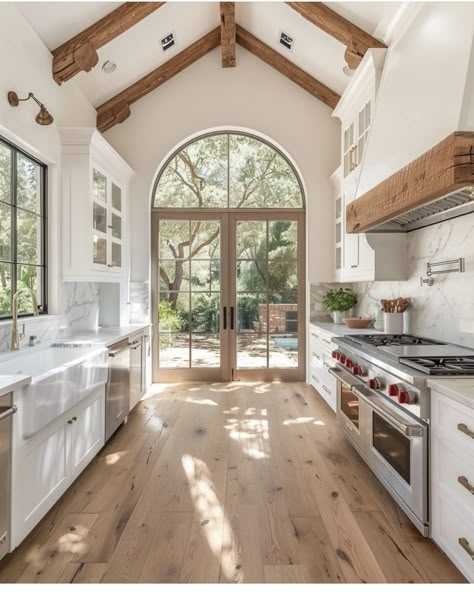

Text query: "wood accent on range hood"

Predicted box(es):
[346, 132, 474, 233]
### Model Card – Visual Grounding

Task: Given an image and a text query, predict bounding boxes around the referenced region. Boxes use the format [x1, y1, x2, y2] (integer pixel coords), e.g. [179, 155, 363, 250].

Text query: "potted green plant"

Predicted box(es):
[322, 288, 358, 325]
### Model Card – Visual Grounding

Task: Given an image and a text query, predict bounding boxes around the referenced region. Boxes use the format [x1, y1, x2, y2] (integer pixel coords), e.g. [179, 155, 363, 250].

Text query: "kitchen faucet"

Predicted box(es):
[10, 288, 38, 351]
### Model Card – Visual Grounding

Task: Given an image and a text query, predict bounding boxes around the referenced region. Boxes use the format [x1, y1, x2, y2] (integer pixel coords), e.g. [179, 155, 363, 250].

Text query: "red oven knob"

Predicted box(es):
[332, 351, 338, 359]
[368, 378, 379, 390]
[398, 390, 416, 404]
[346, 359, 353, 369]
[339, 354, 346, 364]
[352, 365, 361, 376]
[388, 384, 399, 397]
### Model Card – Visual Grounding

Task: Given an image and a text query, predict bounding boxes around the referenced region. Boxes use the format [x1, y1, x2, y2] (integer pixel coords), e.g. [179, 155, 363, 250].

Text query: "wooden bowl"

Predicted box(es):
[342, 317, 372, 329]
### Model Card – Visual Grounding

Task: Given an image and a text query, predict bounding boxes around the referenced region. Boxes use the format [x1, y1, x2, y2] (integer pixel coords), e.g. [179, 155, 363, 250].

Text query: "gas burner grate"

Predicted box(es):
[402, 356, 474, 375]
[350, 334, 443, 348]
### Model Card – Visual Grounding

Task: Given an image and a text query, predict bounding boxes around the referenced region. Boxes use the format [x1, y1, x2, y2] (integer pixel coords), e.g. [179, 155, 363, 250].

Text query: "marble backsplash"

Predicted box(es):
[353, 213, 474, 348]
[0, 282, 100, 352]
[129, 281, 150, 324]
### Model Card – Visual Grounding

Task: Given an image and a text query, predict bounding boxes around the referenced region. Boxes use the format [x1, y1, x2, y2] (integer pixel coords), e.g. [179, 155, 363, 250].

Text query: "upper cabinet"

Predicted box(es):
[334, 49, 386, 184]
[59, 128, 134, 282]
[331, 50, 407, 282]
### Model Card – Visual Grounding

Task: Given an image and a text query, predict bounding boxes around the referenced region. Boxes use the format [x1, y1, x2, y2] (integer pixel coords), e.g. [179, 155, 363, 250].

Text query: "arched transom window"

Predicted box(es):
[153, 132, 304, 209]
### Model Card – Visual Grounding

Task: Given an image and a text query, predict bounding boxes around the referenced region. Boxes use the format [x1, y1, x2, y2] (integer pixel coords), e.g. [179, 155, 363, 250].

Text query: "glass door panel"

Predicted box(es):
[154, 214, 228, 381]
[232, 214, 305, 380]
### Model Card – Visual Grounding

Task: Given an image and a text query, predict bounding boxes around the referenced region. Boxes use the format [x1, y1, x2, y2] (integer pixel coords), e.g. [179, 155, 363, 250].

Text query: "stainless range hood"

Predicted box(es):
[346, 132, 474, 234]
[373, 186, 474, 232]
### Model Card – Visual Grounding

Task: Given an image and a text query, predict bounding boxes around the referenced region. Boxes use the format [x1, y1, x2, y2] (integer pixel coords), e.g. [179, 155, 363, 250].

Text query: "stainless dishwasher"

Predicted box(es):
[105, 339, 131, 442]
[0, 394, 16, 561]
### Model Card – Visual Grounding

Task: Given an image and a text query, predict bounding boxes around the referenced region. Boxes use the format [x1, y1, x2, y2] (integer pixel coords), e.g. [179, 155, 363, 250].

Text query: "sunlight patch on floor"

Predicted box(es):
[181, 454, 242, 583]
[105, 450, 128, 465]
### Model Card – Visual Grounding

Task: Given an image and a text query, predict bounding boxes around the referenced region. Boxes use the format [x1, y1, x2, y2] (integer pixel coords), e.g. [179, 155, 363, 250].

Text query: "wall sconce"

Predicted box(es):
[7, 91, 54, 126]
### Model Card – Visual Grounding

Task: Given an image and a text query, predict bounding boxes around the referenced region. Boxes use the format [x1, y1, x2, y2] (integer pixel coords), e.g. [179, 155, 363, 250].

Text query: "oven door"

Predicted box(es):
[329, 366, 367, 451]
[353, 386, 428, 530]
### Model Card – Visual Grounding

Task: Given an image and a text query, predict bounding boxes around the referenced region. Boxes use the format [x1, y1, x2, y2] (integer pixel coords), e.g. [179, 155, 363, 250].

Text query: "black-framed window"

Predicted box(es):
[0, 136, 47, 319]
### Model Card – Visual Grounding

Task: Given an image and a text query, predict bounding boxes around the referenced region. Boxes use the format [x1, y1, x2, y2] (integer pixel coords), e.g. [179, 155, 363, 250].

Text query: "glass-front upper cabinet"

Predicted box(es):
[341, 98, 372, 179]
[92, 167, 123, 270]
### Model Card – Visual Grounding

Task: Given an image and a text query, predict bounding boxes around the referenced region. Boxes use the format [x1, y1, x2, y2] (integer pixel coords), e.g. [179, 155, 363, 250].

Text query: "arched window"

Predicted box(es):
[153, 132, 304, 209]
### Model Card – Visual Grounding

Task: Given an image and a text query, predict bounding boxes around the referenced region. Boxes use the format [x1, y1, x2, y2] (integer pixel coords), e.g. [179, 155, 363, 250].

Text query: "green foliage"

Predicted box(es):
[0, 143, 43, 317]
[159, 300, 185, 332]
[154, 133, 303, 209]
[322, 288, 358, 313]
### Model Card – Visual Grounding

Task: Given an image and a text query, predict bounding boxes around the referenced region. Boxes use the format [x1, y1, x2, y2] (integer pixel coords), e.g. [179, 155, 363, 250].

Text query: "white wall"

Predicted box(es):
[357, 1, 474, 198]
[104, 46, 340, 284]
[0, 4, 96, 316]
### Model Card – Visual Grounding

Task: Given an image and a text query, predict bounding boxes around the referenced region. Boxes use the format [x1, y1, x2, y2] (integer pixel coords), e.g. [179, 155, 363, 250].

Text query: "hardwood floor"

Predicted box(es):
[0, 382, 465, 583]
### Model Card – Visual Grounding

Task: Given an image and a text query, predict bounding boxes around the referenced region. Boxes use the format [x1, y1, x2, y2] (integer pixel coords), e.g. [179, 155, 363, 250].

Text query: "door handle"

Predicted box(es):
[230, 306, 235, 330]
[223, 306, 227, 330]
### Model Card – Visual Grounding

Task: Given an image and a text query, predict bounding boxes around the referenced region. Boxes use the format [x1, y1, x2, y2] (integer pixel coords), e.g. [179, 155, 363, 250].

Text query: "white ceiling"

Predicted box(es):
[17, 1, 403, 108]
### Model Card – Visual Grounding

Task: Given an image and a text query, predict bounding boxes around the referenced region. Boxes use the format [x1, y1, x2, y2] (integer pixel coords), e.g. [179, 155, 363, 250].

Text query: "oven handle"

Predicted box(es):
[352, 386, 425, 438]
[328, 366, 362, 390]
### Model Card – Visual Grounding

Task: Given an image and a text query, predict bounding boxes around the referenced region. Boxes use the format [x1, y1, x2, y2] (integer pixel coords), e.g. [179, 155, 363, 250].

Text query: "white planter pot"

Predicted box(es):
[331, 309, 353, 325]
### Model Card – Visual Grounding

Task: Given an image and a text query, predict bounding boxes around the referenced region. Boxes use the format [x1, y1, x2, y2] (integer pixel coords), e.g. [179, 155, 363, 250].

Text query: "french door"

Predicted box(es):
[151, 211, 305, 382]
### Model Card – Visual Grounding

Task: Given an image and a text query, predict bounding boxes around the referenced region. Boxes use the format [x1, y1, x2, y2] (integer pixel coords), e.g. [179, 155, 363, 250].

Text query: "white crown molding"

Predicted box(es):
[58, 127, 134, 182]
[375, 2, 424, 47]
[332, 48, 387, 120]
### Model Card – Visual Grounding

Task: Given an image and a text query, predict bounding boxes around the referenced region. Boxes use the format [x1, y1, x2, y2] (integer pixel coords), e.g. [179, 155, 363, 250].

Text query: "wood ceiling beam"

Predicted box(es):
[236, 25, 340, 109]
[286, 2, 386, 69]
[220, 2, 236, 67]
[52, 2, 165, 85]
[96, 27, 221, 132]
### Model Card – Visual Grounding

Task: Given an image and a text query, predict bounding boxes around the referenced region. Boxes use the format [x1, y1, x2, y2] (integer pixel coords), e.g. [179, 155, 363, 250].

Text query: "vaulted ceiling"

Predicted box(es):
[17, 1, 403, 129]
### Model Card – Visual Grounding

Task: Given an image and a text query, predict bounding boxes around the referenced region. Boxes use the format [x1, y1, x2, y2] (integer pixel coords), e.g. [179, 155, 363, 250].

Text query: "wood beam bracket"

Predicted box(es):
[52, 2, 164, 85]
[286, 2, 386, 70]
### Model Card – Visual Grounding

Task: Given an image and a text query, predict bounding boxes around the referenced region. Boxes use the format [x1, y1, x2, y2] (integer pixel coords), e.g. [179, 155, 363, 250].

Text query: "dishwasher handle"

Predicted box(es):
[0, 405, 17, 421]
[108, 341, 131, 358]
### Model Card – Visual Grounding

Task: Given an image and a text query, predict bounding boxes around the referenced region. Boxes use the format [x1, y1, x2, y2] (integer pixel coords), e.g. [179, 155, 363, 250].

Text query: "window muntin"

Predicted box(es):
[0, 137, 47, 318]
[154, 133, 304, 209]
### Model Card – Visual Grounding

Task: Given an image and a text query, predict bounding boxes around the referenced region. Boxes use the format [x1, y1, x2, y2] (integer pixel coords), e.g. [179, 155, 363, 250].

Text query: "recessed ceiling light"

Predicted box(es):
[102, 60, 117, 74]
[279, 31, 294, 51]
[161, 32, 176, 52]
[343, 65, 355, 77]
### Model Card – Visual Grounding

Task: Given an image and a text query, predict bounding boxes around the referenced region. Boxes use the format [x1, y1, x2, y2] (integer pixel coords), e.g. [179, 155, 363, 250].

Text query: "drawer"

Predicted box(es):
[432, 435, 474, 512]
[432, 390, 474, 457]
[309, 362, 337, 412]
[432, 488, 474, 582]
[310, 327, 335, 355]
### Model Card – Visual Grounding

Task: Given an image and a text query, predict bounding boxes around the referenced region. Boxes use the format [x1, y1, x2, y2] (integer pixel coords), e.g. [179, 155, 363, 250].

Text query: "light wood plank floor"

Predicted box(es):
[0, 382, 465, 583]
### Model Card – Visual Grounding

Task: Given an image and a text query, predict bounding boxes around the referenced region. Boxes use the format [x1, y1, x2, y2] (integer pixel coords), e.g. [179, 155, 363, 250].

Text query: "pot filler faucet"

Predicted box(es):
[10, 288, 38, 351]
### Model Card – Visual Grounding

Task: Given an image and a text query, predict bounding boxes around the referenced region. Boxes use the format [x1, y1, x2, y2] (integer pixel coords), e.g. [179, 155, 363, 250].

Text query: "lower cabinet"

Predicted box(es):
[308, 325, 337, 411]
[12, 386, 105, 548]
[431, 389, 474, 582]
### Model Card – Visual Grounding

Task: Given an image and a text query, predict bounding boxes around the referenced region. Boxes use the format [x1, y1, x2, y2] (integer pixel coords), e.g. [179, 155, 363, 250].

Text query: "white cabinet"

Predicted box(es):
[59, 128, 134, 282]
[331, 50, 407, 283]
[12, 386, 105, 548]
[308, 324, 337, 412]
[331, 170, 407, 282]
[431, 389, 474, 582]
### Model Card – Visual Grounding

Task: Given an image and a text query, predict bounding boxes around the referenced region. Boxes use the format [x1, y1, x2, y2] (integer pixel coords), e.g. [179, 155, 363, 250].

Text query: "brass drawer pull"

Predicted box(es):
[323, 339, 331, 345]
[458, 475, 474, 495]
[312, 375, 320, 384]
[313, 353, 321, 360]
[322, 385, 331, 394]
[458, 423, 474, 439]
[458, 537, 474, 560]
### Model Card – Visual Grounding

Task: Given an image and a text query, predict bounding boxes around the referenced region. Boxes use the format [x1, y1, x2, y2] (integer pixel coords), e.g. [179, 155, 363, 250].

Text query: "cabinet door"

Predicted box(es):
[14, 420, 70, 544]
[342, 179, 359, 272]
[70, 389, 105, 480]
[343, 122, 355, 177]
[130, 338, 143, 411]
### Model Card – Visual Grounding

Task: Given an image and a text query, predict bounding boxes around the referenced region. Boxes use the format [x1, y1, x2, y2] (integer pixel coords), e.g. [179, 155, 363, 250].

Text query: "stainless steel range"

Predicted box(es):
[329, 333, 474, 536]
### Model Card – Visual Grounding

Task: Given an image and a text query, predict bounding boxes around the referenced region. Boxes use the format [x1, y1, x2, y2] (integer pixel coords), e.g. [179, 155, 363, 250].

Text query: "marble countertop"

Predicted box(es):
[0, 375, 31, 398]
[310, 321, 382, 336]
[62, 324, 150, 347]
[427, 378, 474, 409]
